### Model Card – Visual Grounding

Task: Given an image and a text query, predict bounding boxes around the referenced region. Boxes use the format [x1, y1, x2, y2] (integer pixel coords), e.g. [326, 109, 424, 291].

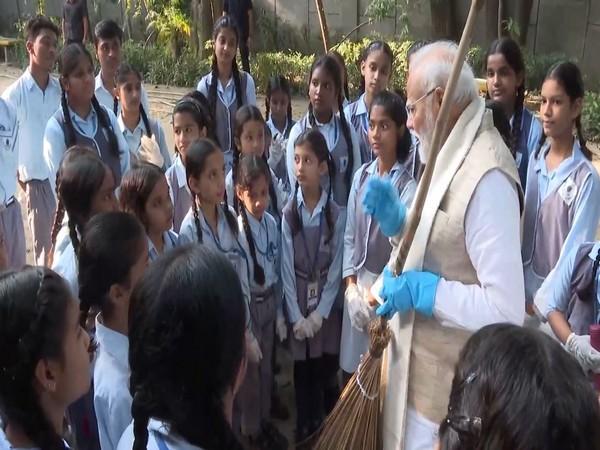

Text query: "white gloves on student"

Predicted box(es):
[293, 318, 315, 341]
[245, 330, 263, 363]
[307, 311, 323, 335]
[276, 314, 288, 342]
[346, 284, 370, 331]
[267, 138, 286, 167]
[138, 135, 164, 168]
[566, 333, 600, 373]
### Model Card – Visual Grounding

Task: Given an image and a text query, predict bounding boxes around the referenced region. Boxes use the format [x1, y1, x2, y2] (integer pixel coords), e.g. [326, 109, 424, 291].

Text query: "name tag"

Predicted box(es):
[558, 177, 578, 206]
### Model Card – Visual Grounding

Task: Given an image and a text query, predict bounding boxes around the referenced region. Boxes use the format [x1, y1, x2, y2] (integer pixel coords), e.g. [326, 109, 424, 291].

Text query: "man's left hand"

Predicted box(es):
[377, 268, 440, 319]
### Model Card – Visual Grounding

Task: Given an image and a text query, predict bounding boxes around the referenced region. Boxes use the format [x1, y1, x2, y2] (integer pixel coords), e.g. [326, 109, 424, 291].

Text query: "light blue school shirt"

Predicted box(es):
[535, 242, 600, 323]
[281, 188, 344, 324]
[43, 103, 131, 191]
[148, 230, 179, 262]
[51, 225, 78, 296]
[237, 210, 280, 293]
[93, 316, 131, 450]
[285, 112, 362, 192]
[196, 72, 257, 108]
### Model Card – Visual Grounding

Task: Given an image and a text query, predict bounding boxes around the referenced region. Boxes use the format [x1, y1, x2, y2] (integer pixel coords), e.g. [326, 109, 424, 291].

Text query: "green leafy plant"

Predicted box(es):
[525, 52, 567, 91]
[146, 5, 191, 58]
[583, 91, 600, 143]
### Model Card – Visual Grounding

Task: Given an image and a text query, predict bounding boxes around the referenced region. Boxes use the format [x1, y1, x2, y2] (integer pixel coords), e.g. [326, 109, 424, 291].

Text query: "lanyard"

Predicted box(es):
[300, 208, 323, 281]
[253, 216, 277, 261]
[202, 208, 247, 259]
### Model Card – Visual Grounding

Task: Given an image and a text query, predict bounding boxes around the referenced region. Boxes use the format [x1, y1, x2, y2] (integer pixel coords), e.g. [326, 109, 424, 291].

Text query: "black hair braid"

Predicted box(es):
[48, 176, 65, 267]
[575, 116, 593, 160]
[192, 194, 204, 244]
[113, 97, 119, 116]
[68, 218, 80, 258]
[324, 154, 335, 244]
[208, 56, 219, 143]
[221, 191, 239, 237]
[140, 104, 153, 138]
[232, 59, 244, 109]
[290, 182, 301, 236]
[534, 131, 547, 159]
[285, 102, 293, 139]
[337, 96, 354, 192]
[61, 89, 77, 148]
[265, 94, 270, 122]
[232, 148, 240, 213]
[510, 85, 525, 159]
[131, 391, 150, 450]
[91, 96, 120, 157]
[261, 154, 280, 221]
[240, 205, 265, 285]
[307, 103, 317, 129]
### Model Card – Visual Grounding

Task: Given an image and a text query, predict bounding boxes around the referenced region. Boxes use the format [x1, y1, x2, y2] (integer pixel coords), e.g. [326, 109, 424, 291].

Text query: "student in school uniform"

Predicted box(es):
[341, 91, 416, 377]
[93, 20, 150, 115]
[522, 62, 600, 310]
[120, 163, 179, 262]
[166, 96, 211, 232]
[226, 105, 286, 221]
[44, 43, 130, 190]
[177, 138, 262, 363]
[234, 155, 287, 449]
[486, 37, 543, 187]
[197, 15, 257, 172]
[116, 246, 247, 450]
[114, 63, 171, 169]
[286, 54, 361, 212]
[265, 75, 295, 194]
[282, 129, 344, 442]
[0, 98, 26, 270]
[2, 16, 61, 266]
[78, 212, 148, 450]
[534, 241, 600, 374]
[49, 147, 119, 296]
[344, 40, 393, 164]
[0, 267, 93, 450]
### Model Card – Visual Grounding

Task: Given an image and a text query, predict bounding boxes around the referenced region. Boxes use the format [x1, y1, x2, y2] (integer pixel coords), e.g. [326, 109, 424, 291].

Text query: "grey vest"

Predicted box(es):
[522, 159, 592, 277]
[214, 73, 249, 170]
[567, 242, 600, 334]
[166, 165, 192, 234]
[353, 162, 413, 275]
[54, 107, 122, 185]
[347, 100, 371, 164]
[298, 114, 351, 207]
[283, 199, 341, 360]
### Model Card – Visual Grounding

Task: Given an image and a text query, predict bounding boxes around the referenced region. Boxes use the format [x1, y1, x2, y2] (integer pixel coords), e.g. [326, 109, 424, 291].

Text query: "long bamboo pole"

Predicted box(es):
[314, 0, 330, 52]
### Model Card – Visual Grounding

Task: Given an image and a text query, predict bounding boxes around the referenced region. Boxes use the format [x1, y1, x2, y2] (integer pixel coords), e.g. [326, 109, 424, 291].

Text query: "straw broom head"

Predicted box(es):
[312, 0, 485, 448]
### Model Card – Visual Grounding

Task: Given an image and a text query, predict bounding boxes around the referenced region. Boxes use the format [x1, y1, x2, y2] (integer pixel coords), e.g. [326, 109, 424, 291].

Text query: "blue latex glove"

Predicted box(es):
[362, 177, 407, 237]
[376, 268, 440, 318]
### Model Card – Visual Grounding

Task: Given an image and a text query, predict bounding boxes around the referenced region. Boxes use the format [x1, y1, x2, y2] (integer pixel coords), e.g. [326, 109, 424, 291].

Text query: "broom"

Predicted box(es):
[312, 1, 486, 448]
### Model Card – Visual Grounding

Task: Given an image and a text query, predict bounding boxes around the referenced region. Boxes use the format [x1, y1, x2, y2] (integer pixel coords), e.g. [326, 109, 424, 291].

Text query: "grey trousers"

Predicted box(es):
[0, 199, 26, 270]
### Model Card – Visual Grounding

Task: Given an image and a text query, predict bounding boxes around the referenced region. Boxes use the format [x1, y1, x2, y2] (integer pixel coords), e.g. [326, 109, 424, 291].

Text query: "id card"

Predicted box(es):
[307, 281, 319, 311]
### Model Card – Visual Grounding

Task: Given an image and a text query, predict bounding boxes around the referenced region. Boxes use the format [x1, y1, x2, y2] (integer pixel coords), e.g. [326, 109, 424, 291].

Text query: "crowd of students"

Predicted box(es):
[0, 12, 600, 450]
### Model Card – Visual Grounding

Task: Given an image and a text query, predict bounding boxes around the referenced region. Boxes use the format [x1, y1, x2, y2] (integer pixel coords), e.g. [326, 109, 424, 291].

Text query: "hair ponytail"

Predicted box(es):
[575, 115, 592, 160]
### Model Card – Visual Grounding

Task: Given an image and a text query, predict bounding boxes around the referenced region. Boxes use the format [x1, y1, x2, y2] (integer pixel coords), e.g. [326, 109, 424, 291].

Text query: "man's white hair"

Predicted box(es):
[410, 40, 478, 106]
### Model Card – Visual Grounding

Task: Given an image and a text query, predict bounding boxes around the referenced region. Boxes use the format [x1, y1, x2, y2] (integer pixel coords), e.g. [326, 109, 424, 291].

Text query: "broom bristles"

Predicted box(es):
[312, 319, 392, 450]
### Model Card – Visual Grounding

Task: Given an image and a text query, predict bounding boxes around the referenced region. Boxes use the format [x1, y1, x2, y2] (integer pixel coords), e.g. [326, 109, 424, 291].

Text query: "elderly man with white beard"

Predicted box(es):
[361, 41, 526, 449]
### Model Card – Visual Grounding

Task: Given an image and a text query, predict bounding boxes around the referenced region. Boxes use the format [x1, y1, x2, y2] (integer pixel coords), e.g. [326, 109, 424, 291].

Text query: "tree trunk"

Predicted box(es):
[190, 0, 200, 55]
[212, 0, 224, 21]
[199, 0, 213, 59]
[516, 0, 533, 45]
